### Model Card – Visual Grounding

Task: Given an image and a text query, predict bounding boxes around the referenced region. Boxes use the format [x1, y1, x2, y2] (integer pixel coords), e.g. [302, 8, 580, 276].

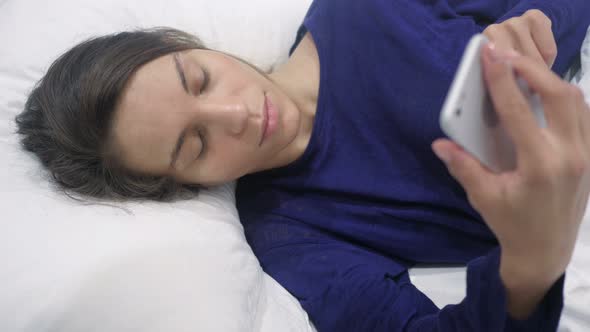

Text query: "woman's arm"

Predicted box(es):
[498, 0, 590, 40]
[483, 10, 558, 68]
[257, 229, 564, 332]
[454, 0, 590, 74]
[514, 0, 590, 74]
[432, 43, 590, 320]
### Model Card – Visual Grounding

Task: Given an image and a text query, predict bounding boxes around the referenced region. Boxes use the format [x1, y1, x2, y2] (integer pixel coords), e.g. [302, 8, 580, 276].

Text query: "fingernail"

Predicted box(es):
[487, 43, 501, 62]
[487, 43, 520, 63]
[433, 145, 451, 163]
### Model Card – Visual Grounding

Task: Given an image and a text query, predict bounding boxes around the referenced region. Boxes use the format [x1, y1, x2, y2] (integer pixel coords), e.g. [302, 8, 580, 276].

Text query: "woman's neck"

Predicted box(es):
[267, 32, 320, 167]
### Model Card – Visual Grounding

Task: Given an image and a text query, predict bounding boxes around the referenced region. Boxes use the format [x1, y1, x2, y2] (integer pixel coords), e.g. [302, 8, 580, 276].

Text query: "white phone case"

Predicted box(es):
[439, 34, 546, 172]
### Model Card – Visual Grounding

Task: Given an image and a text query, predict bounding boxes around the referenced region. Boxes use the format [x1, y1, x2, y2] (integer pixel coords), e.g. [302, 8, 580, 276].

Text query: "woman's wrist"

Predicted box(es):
[499, 253, 564, 320]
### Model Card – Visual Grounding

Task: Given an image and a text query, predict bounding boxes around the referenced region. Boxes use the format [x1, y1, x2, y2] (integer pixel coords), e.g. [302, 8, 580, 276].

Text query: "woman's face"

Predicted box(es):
[111, 49, 301, 186]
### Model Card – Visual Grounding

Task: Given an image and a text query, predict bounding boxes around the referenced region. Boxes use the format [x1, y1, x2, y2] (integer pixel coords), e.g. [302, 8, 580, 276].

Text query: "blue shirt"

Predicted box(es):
[236, 0, 590, 331]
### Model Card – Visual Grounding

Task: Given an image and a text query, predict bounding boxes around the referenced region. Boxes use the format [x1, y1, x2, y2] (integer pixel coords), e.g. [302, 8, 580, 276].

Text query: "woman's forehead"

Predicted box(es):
[111, 54, 185, 174]
[119, 54, 186, 115]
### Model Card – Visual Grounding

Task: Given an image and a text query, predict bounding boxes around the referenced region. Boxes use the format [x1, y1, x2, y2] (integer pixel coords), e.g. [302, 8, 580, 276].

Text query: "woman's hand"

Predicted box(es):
[483, 9, 557, 68]
[432, 45, 590, 319]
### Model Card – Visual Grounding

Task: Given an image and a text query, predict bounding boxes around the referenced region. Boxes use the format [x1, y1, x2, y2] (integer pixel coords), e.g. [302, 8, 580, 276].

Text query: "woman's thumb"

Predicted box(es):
[432, 139, 491, 193]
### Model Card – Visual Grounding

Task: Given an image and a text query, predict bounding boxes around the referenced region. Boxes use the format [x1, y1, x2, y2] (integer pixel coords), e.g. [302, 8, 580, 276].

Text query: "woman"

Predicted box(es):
[15, 0, 590, 330]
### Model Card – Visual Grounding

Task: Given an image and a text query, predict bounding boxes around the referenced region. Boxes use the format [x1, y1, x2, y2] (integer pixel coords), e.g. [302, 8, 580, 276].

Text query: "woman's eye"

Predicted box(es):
[199, 69, 210, 94]
[196, 128, 207, 159]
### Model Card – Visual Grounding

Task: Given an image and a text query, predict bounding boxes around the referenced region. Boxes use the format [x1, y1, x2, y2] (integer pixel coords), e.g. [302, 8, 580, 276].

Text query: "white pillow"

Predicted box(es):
[0, 0, 314, 331]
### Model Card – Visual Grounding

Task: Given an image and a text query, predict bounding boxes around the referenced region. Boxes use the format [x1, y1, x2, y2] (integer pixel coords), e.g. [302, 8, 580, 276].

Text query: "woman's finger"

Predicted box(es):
[481, 44, 545, 169]
[572, 95, 590, 223]
[512, 29, 546, 66]
[504, 53, 579, 143]
[483, 24, 514, 53]
[432, 138, 499, 210]
[500, 19, 546, 66]
[578, 98, 590, 154]
[526, 9, 557, 68]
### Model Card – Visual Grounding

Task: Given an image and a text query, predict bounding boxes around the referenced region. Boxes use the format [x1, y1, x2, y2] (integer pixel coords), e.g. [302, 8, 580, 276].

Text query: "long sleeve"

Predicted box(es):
[238, 0, 577, 330]
[448, 0, 590, 74]
[446, 0, 521, 24]
[249, 219, 565, 332]
[498, 0, 590, 74]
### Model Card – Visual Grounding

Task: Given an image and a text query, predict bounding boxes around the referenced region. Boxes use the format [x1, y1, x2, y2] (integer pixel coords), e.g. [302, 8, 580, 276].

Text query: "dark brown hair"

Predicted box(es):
[15, 28, 208, 202]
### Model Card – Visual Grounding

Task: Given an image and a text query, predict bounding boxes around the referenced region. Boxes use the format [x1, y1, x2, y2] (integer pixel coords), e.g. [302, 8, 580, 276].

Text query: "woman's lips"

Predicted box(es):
[259, 93, 278, 146]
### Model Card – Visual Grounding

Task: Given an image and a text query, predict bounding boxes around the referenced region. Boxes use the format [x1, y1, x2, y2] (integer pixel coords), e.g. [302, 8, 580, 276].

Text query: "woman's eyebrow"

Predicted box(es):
[173, 52, 189, 94]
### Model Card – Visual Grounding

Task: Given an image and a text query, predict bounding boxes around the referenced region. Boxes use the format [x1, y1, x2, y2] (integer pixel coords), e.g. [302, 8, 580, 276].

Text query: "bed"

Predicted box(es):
[0, 0, 589, 330]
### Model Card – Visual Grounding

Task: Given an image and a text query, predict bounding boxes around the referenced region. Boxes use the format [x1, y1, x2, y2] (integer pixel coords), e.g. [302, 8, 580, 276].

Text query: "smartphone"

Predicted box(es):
[439, 34, 546, 172]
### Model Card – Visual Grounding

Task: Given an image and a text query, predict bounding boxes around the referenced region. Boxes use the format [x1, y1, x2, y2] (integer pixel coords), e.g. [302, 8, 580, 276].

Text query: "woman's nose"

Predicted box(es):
[196, 96, 249, 136]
